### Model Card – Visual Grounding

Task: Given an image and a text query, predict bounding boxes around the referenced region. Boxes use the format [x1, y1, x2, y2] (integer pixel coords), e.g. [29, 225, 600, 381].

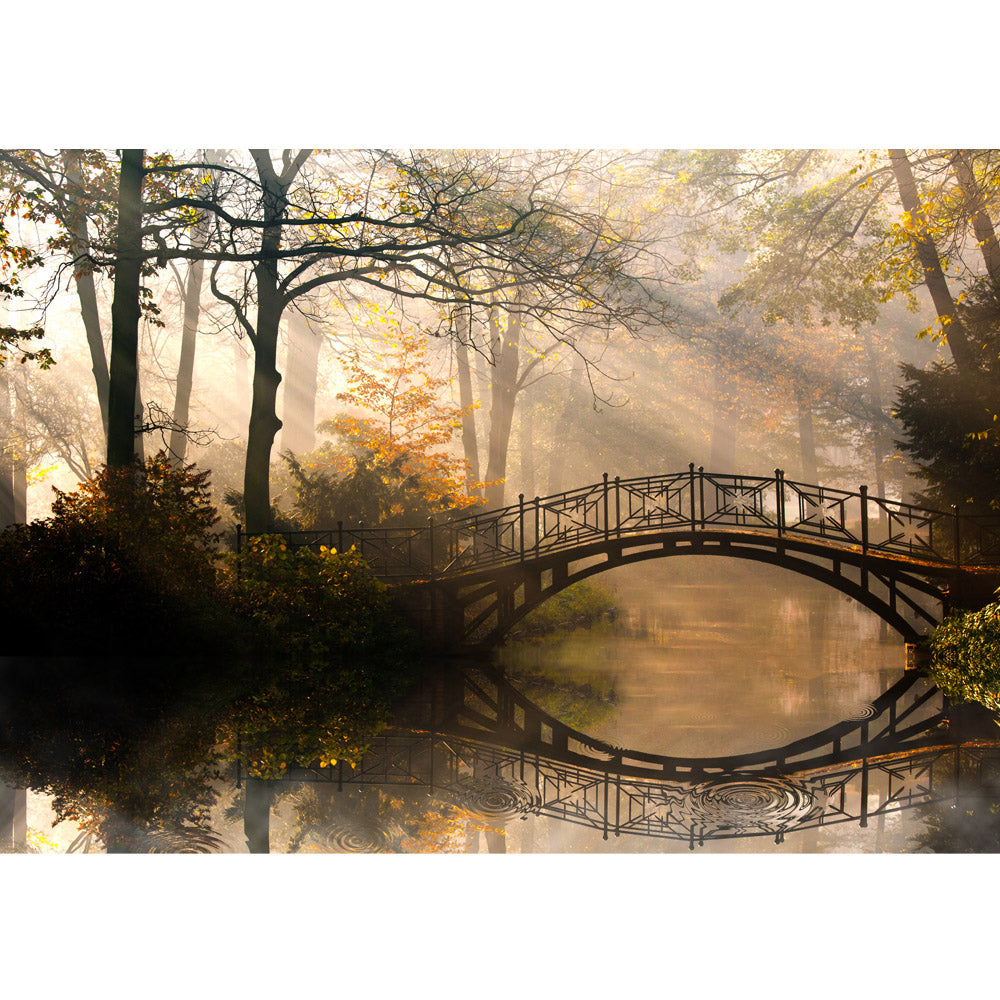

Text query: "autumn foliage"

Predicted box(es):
[286, 327, 486, 528]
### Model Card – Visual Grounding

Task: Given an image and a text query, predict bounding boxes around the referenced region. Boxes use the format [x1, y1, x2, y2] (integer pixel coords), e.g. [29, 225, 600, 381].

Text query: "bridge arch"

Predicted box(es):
[436, 529, 954, 646]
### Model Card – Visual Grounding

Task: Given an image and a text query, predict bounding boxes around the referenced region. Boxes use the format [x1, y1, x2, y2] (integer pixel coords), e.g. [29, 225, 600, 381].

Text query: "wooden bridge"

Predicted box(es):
[268, 467, 1000, 646]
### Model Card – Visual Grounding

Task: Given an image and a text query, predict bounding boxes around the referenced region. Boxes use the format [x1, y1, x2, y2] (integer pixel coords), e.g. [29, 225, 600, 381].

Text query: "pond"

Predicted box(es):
[5, 557, 998, 855]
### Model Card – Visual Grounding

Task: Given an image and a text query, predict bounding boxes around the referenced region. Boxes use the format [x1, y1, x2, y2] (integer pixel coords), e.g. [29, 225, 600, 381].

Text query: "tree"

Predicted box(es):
[181, 148, 670, 531]
[2, 292, 53, 528]
[106, 149, 145, 468]
[280, 312, 324, 456]
[166, 149, 223, 464]
[4, 148, 671, 530]
[664, 148, 1000, 505]
[285, 323, 484, 527]
[666, 149, 1000, 373]
[0, 149, 148, 451]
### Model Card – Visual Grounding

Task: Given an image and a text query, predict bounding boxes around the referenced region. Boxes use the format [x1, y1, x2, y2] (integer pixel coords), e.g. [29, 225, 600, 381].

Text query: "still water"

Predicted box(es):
[8, 558, 1000, 853]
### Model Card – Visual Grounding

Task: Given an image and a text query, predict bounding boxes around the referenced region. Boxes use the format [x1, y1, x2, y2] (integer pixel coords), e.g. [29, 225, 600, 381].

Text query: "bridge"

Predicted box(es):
[245, 665, 1000, 850]
[267, 467, 1000, 646]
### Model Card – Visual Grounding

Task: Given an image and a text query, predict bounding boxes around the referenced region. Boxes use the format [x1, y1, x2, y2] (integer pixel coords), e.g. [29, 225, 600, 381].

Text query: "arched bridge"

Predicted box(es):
[270, 467, 1000, 646]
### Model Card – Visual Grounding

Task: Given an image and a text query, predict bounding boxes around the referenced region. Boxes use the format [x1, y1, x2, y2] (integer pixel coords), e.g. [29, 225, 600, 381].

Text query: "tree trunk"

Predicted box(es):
[888, 149, 978, 375]
[0, 783, 26, 851]
[133, 379, 145, 464]
[63, 150, 111, 438]
[454, 310, 481, 493]
[485, 826, 507, 853]
[244, 777, 273, 854]
[796, 385, 819, 483]
[862, 328, 889, 508]
[484, 304, 521, 508]
[168, 150, 223, 462]
[107, 149, 145, 468]
[474, 341, 490, 462]
[244, 285, 283, 533]
[280, 314, 323, 456]
[953, 150, 1000, 283]
[167, 255, 206, 463]
[243, 150, 300, 534]
[13, 458, 26, 523]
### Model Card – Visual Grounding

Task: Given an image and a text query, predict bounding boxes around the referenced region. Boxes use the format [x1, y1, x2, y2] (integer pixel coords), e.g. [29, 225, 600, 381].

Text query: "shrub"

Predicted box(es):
[228, 534, 394, 654]
[928, 601, 1000, 714]
[0, 452, 230, 655]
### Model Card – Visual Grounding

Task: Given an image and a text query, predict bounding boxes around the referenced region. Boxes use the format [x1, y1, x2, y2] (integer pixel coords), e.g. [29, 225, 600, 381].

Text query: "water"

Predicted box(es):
[5, 557, 999, 854]
[498, 557, 905, 759]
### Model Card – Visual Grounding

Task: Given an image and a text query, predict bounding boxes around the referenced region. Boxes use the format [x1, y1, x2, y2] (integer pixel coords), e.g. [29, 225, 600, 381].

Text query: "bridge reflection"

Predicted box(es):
[247, 666, 1000, 850]
[275, 733, 1000, 849]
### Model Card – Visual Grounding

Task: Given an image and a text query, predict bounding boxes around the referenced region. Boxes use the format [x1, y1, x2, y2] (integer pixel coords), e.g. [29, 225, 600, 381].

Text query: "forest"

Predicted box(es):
[2, 147, 1000, 858]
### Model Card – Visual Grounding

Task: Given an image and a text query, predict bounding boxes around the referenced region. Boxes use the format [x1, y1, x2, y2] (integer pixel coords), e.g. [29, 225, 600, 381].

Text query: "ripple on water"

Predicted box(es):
[682, 776, 816, 833]
[325, 820, 396, 853]
[448, 776, 541, 821]
[845, 702, 878, 721]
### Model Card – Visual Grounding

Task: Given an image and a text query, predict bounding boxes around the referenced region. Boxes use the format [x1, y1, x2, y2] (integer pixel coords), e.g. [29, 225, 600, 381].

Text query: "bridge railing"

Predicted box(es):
[255, 467, 1000, 579]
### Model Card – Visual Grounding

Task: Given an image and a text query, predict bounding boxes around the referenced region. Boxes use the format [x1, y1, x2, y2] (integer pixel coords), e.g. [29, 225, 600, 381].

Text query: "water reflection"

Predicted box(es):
[175, 724, 992, 856]
[498, 559, 908, 758]
[4, 560, 999, 853]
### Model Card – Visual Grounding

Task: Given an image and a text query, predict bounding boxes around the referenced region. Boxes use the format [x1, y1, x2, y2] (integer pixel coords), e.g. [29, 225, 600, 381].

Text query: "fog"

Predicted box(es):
[1, 149, 967, 529]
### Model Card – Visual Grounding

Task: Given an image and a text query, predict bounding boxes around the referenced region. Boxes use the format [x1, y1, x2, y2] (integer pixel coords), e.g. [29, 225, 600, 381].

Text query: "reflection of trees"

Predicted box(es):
[283, 783, 476, 854]
[505, 666, 619, 733]
[911, 758, 1000, 853]
[912, 797, 1000, 853]
[0, 637, 412, 852]
[0, 660, 226, 852]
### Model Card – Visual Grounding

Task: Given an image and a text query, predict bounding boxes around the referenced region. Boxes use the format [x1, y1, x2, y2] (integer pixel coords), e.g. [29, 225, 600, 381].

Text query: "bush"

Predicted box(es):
[220, 535, 420, 777]
[228, 534, 397, 656]
[0, 452, 234, 655]
[928, 601, 1000, 715]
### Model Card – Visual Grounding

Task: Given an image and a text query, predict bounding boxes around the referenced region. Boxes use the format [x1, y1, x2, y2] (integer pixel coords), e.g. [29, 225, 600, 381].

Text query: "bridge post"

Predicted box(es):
[603, 474, 609, 540]
[860, 485, 869, 590]
[859, 758, 869, 828]
[698, 466, 705, 527]
[859, 485, 869, 556]
[337, 520, 343, 552]
[689, 463, 696, 527]
[774, 469, 785, 536]
[615, 476, 621, 538]
[519, 494, 525, 561]
[534, 497, 540, 557]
